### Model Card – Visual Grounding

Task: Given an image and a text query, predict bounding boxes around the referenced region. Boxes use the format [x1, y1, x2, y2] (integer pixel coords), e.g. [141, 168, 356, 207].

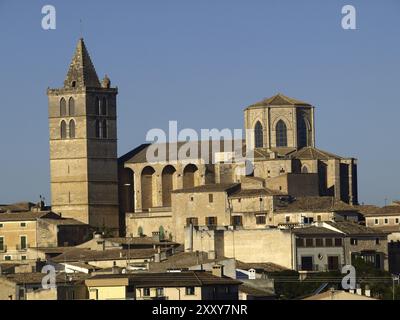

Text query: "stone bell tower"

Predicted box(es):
[47, 38, 119, 233]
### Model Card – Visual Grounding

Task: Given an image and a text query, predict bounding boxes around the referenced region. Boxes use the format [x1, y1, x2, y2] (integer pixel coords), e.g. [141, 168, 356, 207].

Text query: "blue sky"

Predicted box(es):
[0, 0, 399, 205]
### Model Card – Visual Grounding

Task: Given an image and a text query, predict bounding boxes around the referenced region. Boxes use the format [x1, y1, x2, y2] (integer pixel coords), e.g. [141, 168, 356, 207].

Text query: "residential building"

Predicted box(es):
[0, 211, 91, 262]
[0, 273, 88, 300]
[85, 270, 241, 300]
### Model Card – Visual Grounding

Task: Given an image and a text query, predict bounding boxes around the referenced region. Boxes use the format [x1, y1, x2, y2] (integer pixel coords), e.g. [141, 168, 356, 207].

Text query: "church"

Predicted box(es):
[47, 39, 358, 238]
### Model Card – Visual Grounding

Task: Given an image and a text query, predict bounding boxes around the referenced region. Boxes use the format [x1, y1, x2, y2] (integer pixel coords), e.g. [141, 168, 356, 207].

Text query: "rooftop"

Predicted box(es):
[289, 146, 343, 160]
[148, 251, 229, 272]
[292, 226, 344, 236]
[236, 261, 289, 273]
[52, 248, 160, 263]
[171, 183, 240, 194]
[2, 272, 89, 285]
[0, 211, 62, 222]
[324, 221, 386, 236]
[361, 205, 400, 217]
[239, 284, 275, 297]
[229, 188, 284, 199]
[303, 290, 376, 300]
[121, 140, 245, 164]
[86, 271, 241, 288]
[275, 196, 355, 213]
[246, 93, 312, 109]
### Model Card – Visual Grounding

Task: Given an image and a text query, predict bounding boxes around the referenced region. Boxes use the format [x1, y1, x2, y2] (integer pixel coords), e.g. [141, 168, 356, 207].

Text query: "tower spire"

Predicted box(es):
[64, 38, 101, 88]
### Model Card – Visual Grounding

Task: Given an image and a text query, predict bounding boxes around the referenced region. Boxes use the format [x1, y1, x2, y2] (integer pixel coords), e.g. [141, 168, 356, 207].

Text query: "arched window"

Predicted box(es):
[60, 120, 67, 139]
[60, 98, 66, 116]
[101, 97, 107, 115]
[102, 119, 107, 138]
[68, 98, 75, 116]
[276, 120, 288, 147]
[302, 165, 309, 174]
[69, 120, 76, 139]
[95, 97, 101, 115]
[298, 117, 308, 148]
[95, 120, 101, 138]
[254, 121, 263, 148]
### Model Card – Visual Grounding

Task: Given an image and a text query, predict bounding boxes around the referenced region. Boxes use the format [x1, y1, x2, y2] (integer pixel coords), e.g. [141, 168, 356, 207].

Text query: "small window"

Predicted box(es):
[0, 237, 4, 251]
[101, 97, 107, 115]
[256, 215, 266, 225]
[208, 194, 214, 203]
[4, 256, 11, 261]
[350, 238, 358, 245]
[254, 121, 263, 148]
[68, 97, 75, 115]
[276, 120, 288, 147]
[238, 198, 241, 203]
[232, 216, 243, 227]
[185, 287, 195, 295]
[95, 120, 101, 138]
[21, 256, 27, 261]
[71, 81, 76, 88]
[156, 288, 164, 297]
[303, 217, 314, 224]
[325, 238, 333, 247]
[102, 119, 107, 139]
[334, 238, 342, 247]
[186, 217, 198, 226]
[317, 215, 322, 222]
[205, 217, 217, 227]
[375, 238, 380, 245]
[296, 238, 304, 247]
[20, 236, 27, 250]
[0, 223, 3, 228]
[305, 238, 314, 247]
[95, 97, 101, 115]
[374, 219, 379, 225]
[396, 218, 399, 224]
[143, 288, 150, 296]
[315, 238, 323, 247]
[60, 120, 67, 139]
[69, 120, 76, 139]
[285, 216, 290, 223]
[384, 218, 389, 224]
[20, 222, 26, 227]
[60, 98, 67, 116]
[190, 196, 194, 202]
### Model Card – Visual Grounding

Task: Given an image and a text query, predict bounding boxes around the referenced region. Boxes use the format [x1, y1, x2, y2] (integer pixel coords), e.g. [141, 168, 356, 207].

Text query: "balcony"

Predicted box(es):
[141, 296, 167, 300]
[298, 264, 345, 272]
[16, 244, 29, 252]
[298, 264, 320, 272]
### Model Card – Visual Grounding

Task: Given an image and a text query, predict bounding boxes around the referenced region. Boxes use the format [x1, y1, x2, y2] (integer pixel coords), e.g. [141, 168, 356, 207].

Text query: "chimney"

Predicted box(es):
[212, 264, 224, 278]
[248, 269, 256, 280]
[208, 250, 216, 260]
[152, 231, 160, 242]
[94, 232, 102, 239]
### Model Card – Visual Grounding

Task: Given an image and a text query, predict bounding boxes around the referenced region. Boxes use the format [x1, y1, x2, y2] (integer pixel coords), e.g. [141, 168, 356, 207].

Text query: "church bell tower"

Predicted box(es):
[47, 38, 119, 233]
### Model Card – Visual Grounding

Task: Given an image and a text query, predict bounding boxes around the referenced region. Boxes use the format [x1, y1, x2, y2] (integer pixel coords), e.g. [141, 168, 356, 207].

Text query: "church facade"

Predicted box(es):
[47, 39, 358, 238]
